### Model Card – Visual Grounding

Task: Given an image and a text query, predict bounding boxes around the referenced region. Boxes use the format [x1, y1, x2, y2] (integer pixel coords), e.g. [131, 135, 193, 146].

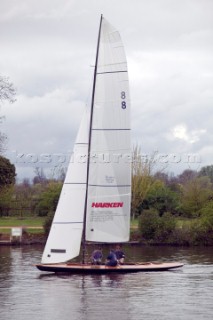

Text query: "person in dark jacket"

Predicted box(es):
[91, 248, 103, 265]
[105, 250, 118, 267]
[115, 245, 125, 265]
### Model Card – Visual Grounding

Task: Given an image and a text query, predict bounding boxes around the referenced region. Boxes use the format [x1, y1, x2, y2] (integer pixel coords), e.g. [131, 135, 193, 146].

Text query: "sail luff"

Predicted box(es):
[82, 15, 103, 264]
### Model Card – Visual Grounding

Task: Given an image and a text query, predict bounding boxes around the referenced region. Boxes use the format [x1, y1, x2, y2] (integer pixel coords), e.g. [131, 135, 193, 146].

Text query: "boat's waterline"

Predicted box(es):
[36, 262, 184, 274]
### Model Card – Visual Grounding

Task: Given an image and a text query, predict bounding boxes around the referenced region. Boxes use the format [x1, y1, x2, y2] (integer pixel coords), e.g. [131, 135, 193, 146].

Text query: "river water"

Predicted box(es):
[0, 245, 212, 320]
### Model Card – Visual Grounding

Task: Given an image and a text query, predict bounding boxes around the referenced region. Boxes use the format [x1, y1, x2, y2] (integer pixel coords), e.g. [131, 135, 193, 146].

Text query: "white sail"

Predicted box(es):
[86, 17, 131, 242]
[41, 110, 89, 264]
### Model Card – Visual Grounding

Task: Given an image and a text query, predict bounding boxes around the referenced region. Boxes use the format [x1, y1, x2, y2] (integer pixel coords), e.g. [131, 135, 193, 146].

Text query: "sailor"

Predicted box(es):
[91, 248, 103, 265]
[115, 245, 125, 265]
[105, 250, 118, 267]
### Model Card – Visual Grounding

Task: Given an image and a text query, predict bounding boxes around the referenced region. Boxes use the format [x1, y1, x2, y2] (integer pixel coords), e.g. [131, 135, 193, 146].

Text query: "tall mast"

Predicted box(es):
[82, 14, 103, 264]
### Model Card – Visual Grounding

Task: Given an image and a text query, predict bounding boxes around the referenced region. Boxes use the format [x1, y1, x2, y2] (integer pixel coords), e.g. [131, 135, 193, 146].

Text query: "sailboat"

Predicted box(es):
[36, 16, 183, 273]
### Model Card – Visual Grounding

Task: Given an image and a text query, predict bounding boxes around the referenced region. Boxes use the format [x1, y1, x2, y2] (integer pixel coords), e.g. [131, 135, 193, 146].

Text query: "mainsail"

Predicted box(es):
[41, 16, 131, 264]
[85, 17, 131, 242]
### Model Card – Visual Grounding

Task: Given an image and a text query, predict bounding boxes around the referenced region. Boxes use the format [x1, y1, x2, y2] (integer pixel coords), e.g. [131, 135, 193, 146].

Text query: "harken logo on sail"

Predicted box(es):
[92, 202, 123, 208]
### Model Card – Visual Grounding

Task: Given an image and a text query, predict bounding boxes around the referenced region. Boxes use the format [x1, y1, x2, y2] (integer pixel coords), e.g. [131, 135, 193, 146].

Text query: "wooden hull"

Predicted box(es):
[36, 262, 184, 274]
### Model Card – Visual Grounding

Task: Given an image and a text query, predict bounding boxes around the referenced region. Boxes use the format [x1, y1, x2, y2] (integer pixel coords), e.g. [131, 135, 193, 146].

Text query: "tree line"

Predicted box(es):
[0, 153, 213, 244]
[1, 153, 212, 220]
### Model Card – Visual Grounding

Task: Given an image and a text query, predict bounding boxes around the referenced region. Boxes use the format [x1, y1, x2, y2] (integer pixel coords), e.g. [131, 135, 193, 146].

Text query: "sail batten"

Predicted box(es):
[53, 222, 83, 224]
[92, 128, 131, 131]
[97, 71, 127, 74]
[88, 185, 131, 187]
[64, 182, 87, 185]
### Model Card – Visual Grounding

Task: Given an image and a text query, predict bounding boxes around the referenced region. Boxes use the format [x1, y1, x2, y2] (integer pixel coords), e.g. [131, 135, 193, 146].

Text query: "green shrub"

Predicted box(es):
[156, 212, 176, 241]
[189, 219, 212, 245]
[43, 211, 54, 236]
[170, 215, 213, 246]
[138, 209, 160, 240]
[168, 226, 191, 245]
[139, 209, 176, 242]
[199, 201, 213, 227]
[35, 182, 62, 217]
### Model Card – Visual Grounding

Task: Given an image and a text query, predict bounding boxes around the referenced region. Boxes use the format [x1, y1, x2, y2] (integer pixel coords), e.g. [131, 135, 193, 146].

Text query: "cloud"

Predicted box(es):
[0, 0, 213, 180]
[171, 124, 206, 143]
[3, 88, 85, 152]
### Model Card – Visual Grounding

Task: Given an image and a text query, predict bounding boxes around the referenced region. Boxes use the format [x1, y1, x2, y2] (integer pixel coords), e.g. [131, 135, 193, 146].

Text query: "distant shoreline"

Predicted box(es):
[1, 225, 213, 247]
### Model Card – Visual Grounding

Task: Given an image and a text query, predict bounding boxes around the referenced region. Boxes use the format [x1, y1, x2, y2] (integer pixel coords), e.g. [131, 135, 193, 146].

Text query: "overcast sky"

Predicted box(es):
[0, 0, 213, 182]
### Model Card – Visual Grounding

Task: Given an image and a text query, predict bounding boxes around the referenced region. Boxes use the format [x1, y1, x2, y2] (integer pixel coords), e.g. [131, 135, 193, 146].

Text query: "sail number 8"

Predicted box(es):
[121, 91, 127, 109]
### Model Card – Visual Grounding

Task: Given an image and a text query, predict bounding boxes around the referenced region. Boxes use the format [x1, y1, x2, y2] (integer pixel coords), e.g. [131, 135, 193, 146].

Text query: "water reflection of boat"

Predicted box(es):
[36, 15, 183, 274]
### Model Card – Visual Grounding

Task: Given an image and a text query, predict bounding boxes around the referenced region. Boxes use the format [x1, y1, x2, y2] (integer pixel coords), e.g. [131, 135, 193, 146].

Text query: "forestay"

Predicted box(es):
[86, 17, 131, 243]
[41, 110, 89, 264]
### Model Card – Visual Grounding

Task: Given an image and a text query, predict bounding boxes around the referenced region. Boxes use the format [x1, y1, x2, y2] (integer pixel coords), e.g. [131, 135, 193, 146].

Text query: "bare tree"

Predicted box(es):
[33, 167, 47, 185]
[0, 132, 7, 154]
[0, 75, 16, 153]
[48, 165, 67, 181]
[0, 75, 16, 104]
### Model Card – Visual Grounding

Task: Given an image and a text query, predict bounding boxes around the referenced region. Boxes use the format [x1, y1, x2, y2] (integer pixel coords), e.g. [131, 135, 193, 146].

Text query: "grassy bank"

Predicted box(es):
[0, 217, 139, 232]
[1, 216, 212, 246]
[0, 217, 45, 234]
